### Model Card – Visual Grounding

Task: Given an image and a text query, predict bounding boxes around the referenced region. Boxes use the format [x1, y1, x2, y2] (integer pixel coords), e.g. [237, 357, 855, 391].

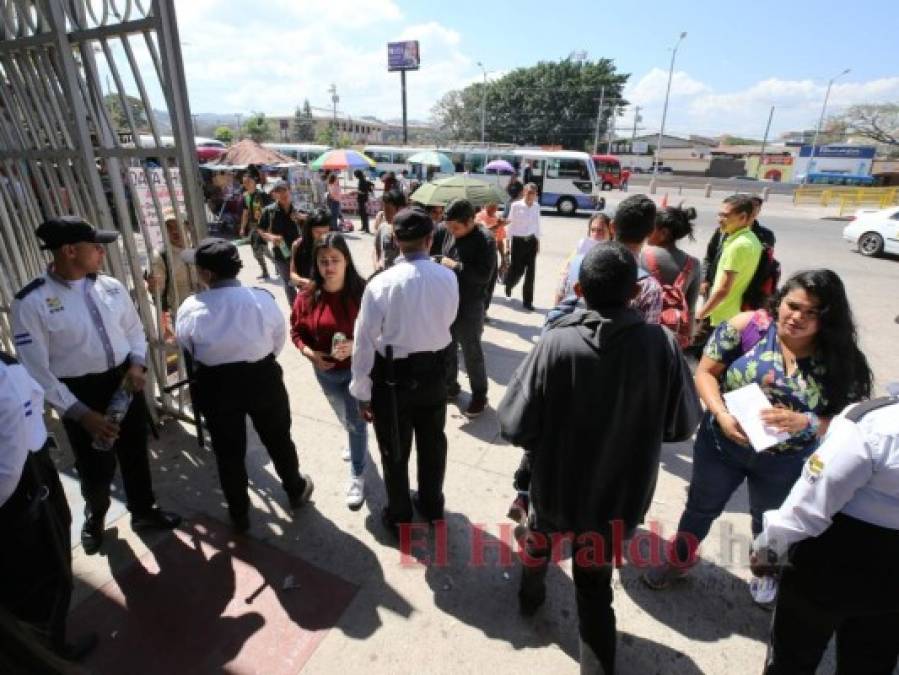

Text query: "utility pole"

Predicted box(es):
[654, 31, 687, 176]
[631, 105, 641, 146]
[756, 106, 775, 179]
[236, 113, 242, 140]
[806, 68, 850, 183]
[477, 61, 487, 144]
[606, 107, 616, 154]
[329, 83, 339, 144]
[592, 86, 605, 155]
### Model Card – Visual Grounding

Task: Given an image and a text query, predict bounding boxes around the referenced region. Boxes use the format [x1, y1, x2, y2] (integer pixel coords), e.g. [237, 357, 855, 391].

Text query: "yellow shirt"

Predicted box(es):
[710, 227, 762, 325]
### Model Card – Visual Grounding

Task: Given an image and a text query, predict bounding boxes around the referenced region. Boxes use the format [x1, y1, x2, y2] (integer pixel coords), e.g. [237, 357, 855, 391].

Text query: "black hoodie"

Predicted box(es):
[498, 307, 701, 538]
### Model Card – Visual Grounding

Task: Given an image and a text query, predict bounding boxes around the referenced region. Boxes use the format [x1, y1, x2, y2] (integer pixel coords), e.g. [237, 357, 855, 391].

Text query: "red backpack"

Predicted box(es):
[643, 248, 695, 348]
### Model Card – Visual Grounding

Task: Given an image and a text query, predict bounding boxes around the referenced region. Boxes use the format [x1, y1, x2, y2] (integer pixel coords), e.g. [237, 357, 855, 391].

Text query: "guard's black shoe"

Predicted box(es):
[131, 508, 182, 532]
[446, 384, 461, 402]
[288, 473, 315, 509]
[81, 518, 104, 555]
[54, 632, 99, 662]
[380, 507, 401, 538]
[231, 512, 250, 533]
[410, 490, 444, 523]
[523, 303, 534, 312]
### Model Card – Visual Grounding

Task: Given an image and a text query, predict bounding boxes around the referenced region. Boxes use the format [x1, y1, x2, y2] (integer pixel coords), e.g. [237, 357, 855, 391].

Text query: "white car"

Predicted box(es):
[842, 206, 899, 257]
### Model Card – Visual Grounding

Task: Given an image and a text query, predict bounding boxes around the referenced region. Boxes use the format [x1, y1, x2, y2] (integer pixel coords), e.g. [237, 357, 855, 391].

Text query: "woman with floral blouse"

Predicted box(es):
[644, 269, 872, 593]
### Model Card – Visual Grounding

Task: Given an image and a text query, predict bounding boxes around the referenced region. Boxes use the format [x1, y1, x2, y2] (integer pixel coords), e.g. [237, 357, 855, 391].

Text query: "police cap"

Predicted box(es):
[392, 206, 434, 241]
[36, 216, 119, 250]
[181, 237, 242, 277]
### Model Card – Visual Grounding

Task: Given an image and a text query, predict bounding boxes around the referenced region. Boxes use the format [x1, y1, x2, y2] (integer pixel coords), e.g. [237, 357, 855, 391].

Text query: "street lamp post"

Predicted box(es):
[805, 68, 850, 183]
[654, 31, 686, 177]
[329, 83, 339, 143]
[477, 61, 487, 144]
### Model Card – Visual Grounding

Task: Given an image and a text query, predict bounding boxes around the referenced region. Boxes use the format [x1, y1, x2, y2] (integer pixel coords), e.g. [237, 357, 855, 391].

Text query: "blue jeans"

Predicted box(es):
[328, 198, 342, 231]
[314, 367, 367, 477]
[674, 413, 813, 562]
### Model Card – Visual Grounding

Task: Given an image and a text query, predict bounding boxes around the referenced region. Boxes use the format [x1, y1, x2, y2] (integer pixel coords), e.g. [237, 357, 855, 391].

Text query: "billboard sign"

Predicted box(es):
[387, 40, 420, 71]
[798, 144, 876, 159]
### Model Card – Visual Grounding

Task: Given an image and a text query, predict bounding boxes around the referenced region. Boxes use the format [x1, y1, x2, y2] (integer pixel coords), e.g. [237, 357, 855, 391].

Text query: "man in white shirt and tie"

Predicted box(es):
[504, 183, 541, 311]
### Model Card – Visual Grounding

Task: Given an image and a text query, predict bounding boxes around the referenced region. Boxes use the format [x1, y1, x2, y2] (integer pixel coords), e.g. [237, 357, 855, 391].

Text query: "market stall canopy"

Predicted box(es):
[409, 175, 508, 207]
[310, 149, 376, 171]
[204, 139, 302, 170]
[407, 150, 454, 173]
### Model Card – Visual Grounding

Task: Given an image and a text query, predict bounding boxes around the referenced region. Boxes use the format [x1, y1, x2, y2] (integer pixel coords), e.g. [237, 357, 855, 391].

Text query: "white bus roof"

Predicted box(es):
[512, 149, 592, 160]
[263, 143, 331, 150]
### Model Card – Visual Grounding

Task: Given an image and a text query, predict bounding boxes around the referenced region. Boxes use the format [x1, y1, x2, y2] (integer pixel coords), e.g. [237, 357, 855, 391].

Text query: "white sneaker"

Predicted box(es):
[342, 448, 351, 462]
[345, 477, 365, 511]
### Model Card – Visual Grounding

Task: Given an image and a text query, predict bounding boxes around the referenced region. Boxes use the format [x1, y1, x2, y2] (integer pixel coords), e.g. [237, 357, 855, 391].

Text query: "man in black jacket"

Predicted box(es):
[498, 241, 701, 675]
[433, 199, 496, 417]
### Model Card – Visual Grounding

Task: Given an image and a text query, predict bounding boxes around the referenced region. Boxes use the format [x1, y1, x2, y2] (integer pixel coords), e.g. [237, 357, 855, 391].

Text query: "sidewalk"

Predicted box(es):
[59, 238, 840, 674]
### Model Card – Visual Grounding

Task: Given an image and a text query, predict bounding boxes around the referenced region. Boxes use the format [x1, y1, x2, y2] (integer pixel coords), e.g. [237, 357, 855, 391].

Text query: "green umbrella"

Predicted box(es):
[409, 175, 508, 207]
[407, 150, 455, 174]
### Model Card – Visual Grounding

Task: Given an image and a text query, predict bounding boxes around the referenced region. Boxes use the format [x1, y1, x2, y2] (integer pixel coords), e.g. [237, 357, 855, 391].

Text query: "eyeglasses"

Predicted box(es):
[783, 300, 821, 320]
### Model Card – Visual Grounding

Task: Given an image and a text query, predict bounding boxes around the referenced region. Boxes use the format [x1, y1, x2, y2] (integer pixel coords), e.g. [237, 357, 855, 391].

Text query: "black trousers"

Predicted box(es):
[357, 198, 370, 232]
[195, 355, 305, 519]
[764, 514, 899, 674]
[371, 350, 448, 523]
[484, 246, 500, 311]
[61, 362, 155, 520]
[0, 445, 73, 649]
[446, 306, 488, 400]
[505, 235, 538, 306]
[521, 531, 617, 674]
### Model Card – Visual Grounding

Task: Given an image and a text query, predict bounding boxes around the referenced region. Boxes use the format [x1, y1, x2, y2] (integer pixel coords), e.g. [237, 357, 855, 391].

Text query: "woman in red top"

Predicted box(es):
[290, 233, 368, 509]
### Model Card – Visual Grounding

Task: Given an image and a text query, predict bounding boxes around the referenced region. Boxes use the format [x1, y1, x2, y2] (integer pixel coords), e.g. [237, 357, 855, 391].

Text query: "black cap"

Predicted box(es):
[270, 179, 289, 192]
[392, 206, 434, 241]
[181, 237, 242, 276]
[36, 216, 119, 250]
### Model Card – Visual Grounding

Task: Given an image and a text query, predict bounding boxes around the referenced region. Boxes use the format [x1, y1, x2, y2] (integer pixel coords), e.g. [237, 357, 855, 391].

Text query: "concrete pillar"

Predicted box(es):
[649, 179, 656, 194]
[704, 183, 712, 198]
[762, 186, 771, 202]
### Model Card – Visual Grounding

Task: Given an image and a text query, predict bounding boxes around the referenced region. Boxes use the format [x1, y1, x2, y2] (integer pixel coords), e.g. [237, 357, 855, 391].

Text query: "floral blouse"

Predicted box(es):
[704, 310, 827, 454]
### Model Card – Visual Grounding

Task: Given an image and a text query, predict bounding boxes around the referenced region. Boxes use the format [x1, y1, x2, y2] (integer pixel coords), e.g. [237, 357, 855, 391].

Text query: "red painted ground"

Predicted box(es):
[71, 516, 358, 674]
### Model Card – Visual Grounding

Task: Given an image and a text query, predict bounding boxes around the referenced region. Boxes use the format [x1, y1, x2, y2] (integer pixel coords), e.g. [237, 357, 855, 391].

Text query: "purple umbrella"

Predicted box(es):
[485, 159, 515, 174]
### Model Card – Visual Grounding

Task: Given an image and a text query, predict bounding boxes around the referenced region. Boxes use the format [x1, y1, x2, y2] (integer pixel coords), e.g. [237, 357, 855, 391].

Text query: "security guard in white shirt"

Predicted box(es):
[0, 352, 98, 662]
[752, 384, 899, 675]
[350, 206, 459, 534]
[176, 238, 313, 533]
[11, 217, 181, 555]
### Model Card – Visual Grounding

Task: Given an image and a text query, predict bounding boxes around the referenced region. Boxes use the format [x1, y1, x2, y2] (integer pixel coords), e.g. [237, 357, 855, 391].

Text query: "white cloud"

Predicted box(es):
[619, 69, 899, 139]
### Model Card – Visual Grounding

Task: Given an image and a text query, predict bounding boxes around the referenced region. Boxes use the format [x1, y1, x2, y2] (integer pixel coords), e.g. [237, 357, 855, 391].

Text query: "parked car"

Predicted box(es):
[842, 206, 899, 257]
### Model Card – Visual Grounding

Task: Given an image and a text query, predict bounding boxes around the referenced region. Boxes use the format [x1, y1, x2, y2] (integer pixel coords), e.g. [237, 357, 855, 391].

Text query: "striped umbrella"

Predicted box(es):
[310, 149, 375, 171]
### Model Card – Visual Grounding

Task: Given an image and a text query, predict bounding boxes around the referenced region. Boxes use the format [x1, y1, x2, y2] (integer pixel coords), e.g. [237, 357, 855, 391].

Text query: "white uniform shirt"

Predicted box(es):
[0, 358, 49, 507]
[11, 270, 147, 418]
[507, 199, 542, 238]
[350, 253, 459, 402]
[175, 280, 286, 366]
[757, 391, 899, 556]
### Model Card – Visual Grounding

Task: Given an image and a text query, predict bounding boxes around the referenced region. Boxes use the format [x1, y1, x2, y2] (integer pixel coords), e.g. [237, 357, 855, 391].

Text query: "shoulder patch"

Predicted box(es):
[252, 286, 275, 298]
[14, 277, 45, 300]
[0, 351, 18, 365]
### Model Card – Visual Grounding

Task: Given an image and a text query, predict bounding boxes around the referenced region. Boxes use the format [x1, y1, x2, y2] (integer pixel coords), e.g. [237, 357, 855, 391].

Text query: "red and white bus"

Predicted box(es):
[592, 154, 630, 190]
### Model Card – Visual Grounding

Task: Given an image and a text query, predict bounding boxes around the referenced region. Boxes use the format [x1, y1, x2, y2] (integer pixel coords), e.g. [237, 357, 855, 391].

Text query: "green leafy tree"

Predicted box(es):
[103, 93, 148, 130]
[213, 126, 234, 144]
[292, 99, 316, 142]
[242, 112, 271, 142]
[316, 124, 337, 146]
[431, 58, 628, 149]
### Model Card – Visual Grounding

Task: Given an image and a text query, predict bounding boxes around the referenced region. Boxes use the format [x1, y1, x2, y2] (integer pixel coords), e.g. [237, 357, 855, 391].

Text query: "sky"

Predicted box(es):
[166, 0, 899, 142]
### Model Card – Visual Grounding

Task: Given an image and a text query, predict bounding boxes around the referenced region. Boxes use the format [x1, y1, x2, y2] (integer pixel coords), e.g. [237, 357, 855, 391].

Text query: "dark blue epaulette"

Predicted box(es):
[14, 277, 45, 300]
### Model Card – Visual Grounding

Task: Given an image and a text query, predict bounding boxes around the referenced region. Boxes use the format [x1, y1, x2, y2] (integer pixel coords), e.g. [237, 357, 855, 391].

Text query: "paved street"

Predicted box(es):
[64, 194, 897, 674]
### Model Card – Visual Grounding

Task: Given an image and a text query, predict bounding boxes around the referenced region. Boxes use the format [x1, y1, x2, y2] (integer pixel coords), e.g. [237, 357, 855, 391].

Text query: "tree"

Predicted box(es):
[315, 125, 336, 146]
[831, 103, 899, 148]
[213, 126, 234, 144]
[103, 93, 148, 130]
[242, 112, 271, 142]
[431, 58, 629, 150]
[292, 99, 316, 142]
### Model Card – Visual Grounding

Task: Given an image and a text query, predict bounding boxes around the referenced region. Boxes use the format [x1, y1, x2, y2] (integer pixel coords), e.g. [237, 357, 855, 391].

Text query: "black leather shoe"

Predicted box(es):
[131, 508, 182, 532]
[288, 473, 315, 509]
[410, 490, 444, 523]
[54, 632, 99, 661]
[231, 513, 250, 533]
[81, 518, 104, 555]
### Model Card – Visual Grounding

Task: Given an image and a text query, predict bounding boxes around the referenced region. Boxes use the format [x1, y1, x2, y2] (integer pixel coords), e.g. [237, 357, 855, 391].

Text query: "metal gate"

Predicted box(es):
[0, 0, 206, 422]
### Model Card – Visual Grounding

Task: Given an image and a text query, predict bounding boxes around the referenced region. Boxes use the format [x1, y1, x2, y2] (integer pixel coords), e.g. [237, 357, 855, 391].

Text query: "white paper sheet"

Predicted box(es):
[722, 383, 789, 452]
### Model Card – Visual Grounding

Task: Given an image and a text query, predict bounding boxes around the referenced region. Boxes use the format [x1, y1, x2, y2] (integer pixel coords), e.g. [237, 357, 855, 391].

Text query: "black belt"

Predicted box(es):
[512, 234, 537, 240]
[196, 353, 275, 374]
[60, 360, 129, 386]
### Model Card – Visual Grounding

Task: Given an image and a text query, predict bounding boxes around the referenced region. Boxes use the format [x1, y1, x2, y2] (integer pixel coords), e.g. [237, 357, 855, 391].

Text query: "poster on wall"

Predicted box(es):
[128, 167, 186, 252]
